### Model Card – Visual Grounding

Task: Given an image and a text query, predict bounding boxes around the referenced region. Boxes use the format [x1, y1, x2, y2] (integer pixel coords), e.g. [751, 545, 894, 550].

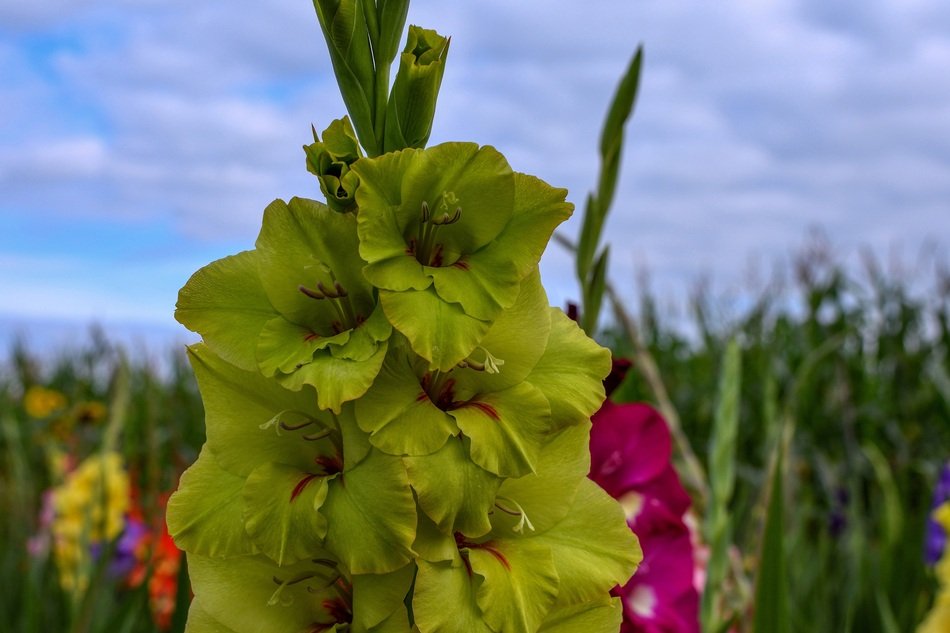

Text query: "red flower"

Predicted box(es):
[148, 524, 182, 631]
[126, 492, 183, 631]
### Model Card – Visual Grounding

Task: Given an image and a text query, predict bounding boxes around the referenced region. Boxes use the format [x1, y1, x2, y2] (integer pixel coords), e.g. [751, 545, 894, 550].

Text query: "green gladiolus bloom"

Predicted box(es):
[168, 345, 417, 573]
[176, 196, 391, 412]
[412, 478, 639, 633]
[353, 142, 573, 370]
[183, 552, 414, 633]
[305, 117, 364, 213]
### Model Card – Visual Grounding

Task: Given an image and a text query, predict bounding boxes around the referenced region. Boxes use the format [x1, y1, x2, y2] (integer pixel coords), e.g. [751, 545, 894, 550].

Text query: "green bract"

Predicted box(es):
[171, 2, 640, 632]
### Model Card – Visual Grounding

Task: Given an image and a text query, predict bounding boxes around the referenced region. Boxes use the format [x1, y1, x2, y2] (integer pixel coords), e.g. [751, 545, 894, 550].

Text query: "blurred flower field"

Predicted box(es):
[1, 245, 949, 632]
[1, 331, 201, 632]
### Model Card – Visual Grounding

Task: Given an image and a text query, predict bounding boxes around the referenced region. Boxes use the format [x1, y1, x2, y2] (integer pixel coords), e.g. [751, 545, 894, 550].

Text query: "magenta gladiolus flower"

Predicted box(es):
[590, 401, 700, 633]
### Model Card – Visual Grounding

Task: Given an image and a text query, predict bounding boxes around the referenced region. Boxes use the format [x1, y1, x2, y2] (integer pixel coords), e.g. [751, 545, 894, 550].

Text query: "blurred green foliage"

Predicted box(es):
[1, 237, 947, 632]
[611, 237, 950, 631]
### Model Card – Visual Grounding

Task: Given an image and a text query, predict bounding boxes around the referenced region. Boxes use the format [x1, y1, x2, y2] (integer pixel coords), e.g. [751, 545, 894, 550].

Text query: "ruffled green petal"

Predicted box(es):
[166, 446, 257, 559]
[353, 148, 421, 269]
[451, 270, 550, 395]
[242, 462, 329, 565]
[256, 316, 349, 374]
[351, 564, 415, 630]
[322, 449, 417, 574]
[175, 250, 276, 372]
[526, 308, 611, 429]
[467, 539, 559, 633]
[528, 478, 642, 605]
[413, 555, 495, 633]
[362, 255, 433, 292]
[277, 337, 389, 413]
[336, 302, 393, 362]
[188, 344, 333, 476]
[256, 197, 372, 329]
[355, 342, 458, 456]
[184, 599, 240, 633]
[412, 508, 457, 564]
[427, 255, 519, 324]
[188, 553, 340, 633]
[380, 287, 490, 372]
[404, 436, 502, 538]
[494, 422, 592, 535]
[496, 173, 573, 280]
[537, 598, 623, 632]
[450, 381, 552, 478]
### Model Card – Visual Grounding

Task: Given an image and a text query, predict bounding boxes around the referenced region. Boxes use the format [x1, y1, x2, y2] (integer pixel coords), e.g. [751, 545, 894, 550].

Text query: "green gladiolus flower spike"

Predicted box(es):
[168, 345, 417, 575]
[173, 1, 644, 630]
[353, 142, 573, 370]
[176, 196, 391, 412]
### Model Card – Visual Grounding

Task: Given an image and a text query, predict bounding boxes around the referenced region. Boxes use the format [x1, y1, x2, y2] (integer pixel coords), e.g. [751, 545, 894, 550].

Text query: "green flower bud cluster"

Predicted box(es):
[168, 4, 641, 633]
[311, 0, 447, 158]
[305, 118, 363, 213]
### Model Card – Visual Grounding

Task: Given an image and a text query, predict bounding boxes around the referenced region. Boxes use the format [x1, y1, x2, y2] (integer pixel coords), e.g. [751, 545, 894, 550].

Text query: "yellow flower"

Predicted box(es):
[24, 386, 67, 418]
[74, 401, 107, 424]
[918, 591, 950, 633]
[50, 452, 130, 593]
[936, 502, 950, 534]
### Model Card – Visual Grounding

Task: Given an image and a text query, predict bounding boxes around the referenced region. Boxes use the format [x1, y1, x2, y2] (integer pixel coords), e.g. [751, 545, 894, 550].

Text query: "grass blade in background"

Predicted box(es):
[702, 339, 742, 631]
[752, 428, 790, 633]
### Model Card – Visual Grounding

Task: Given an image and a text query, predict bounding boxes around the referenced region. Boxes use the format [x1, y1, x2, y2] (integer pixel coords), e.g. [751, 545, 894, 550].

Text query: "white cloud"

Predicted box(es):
[1, 0, 949, 331]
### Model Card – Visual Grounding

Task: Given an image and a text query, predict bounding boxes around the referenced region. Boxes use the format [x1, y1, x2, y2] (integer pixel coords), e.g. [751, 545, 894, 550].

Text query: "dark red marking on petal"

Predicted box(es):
[291, 474, 319, 502]
[436, 379, 456, 410]
[430, 244, 444, 267]
[484, 545, 511, 570]
[455, 532, 511, 571]
[321, 597, 353, 624]
[453, 400, 500, 421]
[452, 260, 470, 271]
[304, 331, 320, 342]
[415, 390, 430, 403]
[315, 454, 343, 476]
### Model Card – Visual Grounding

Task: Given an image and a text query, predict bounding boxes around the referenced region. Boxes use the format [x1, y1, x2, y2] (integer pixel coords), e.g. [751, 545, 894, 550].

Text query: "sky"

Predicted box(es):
[2, 0, 949, 352]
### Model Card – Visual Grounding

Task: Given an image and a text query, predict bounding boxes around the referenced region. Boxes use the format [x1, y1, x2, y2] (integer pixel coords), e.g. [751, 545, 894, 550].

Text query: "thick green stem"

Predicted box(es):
[372, 49, 391, 155]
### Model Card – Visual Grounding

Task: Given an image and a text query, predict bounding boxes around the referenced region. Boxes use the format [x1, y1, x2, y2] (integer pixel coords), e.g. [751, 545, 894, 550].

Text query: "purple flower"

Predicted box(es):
[110, 513, 149, 580]
[926, 462, 950, 565]
[590, 401, 700, 633]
